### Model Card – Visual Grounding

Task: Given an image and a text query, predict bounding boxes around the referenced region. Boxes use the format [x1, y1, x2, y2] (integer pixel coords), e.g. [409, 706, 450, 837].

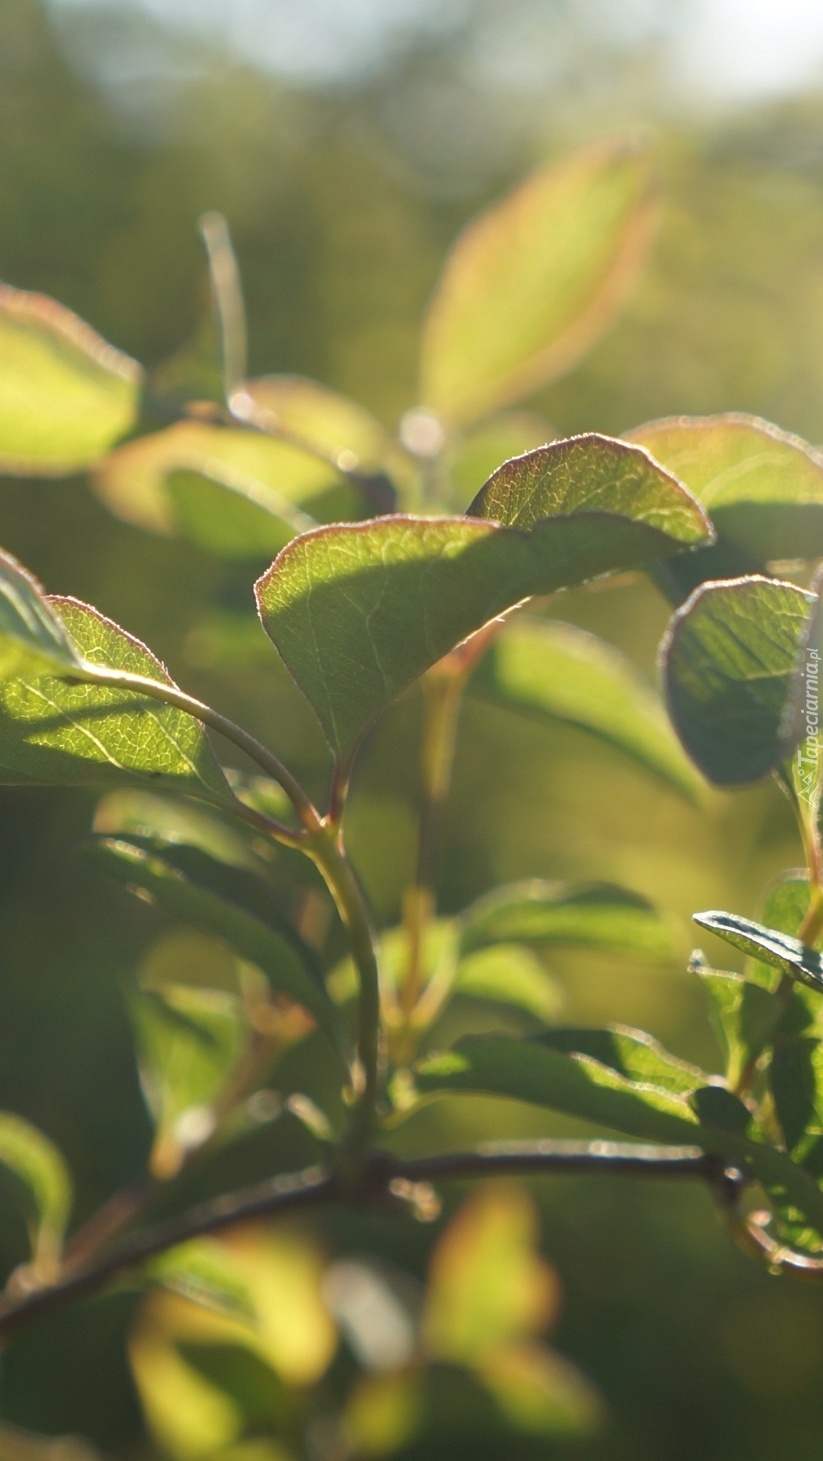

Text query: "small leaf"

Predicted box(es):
[0, 285, 142, 474]
[470, 617, 703, 800]
[694, 966, 779, 1090]
[693, 910, 823, 994]
[92, 418, 356, 537]
[0, 549, 83, 679]
[87, 837, 344, 1052]
[459, 880, 672, 961]
[420, 136, 657, 428]
[0, 597, 232, 803]
[0, 1111, 72, 1275]
[257, 438, 710, 756]
[627, 414, 823, 600]
[454, 945, 563, 1025]
[130, 983, 246, 1176]
[149, 1240, 258, 1324]
[422, 1185, 558, 1364]
[661, 576, 812, 785]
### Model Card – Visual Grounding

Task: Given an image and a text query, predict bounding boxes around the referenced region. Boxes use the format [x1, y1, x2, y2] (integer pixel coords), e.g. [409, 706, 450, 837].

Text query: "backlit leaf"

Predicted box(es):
[694, 965, 779, 1090]
[165, 467, 317, 560]
[627, 414, 823, 600]
[0, 285, 142, 474]
[92, 418, 358, 536]
[470, 617, 703, 800]
[130, 983, 246, 1175]
[241, 375, 390, 476]
[423, 1184, 558, 1364]
[0, 597, 232, 803]
[661, 576, 812, 784]
[459, 880, 672, 961]
[534, 1025, 707, 1095]
[0, 550, 83, 679]
[87, 836, 344, 1051]
[0, 1111, 72, 1275]
[420, 136, 657, 428]
[256, 437, 710, 755]
[444, 413, 553, 507]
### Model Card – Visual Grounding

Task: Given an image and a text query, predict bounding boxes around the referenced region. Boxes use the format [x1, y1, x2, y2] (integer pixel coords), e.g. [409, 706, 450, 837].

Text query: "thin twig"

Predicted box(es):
[0, 1142, 748, 1344]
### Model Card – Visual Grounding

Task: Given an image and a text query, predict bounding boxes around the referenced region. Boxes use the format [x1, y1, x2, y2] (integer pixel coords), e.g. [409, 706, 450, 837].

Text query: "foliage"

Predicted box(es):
[4, 128, 823, 1458]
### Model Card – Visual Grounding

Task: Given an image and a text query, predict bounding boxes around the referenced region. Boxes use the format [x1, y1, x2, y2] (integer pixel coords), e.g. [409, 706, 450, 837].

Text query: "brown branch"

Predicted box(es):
[0, 1142, 749, 1345]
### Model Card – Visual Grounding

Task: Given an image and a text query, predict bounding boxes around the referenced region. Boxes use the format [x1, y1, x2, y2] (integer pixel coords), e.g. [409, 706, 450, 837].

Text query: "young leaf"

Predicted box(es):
[661, 576, 813, 784]
[0, 550, 84, 679]
[454, 945, 563, 1025]
[0, 285, 142, 474]
[470, 617, 704, 801]
[256, 438, 710, 756]
[626, 414, 823, 601]
[459, 880, 672, 961]
[0, 1111, 72, 1275]
[692, 910, 823, 993]
[87, 837, 344, 1052]
[420, 136, 657, 428]
[0, 597, 232, 804]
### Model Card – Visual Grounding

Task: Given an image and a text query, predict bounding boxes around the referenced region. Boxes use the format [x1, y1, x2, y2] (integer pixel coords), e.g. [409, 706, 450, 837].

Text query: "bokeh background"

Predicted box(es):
[4, 0, 823, 1455]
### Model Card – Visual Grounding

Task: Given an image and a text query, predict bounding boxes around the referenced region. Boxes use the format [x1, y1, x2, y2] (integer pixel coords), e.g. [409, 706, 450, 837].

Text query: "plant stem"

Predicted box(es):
[305, 825, 382, 1176]
[74, 662, 321, 841]
[0, 1142, 748, 1343]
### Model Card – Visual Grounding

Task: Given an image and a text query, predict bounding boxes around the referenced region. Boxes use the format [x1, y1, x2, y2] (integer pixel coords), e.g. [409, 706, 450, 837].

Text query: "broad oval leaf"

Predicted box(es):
[256, 439, 710, 756]
[0, 1111, 72, 1275]
[87, 836, 345, 1053]
[661, 576, 813, 785]
[459, 880, 672, 961]
[0, 597, 232, 803]
[627, 414, 823, 601]
[0, 285, 142, 474]
[693, 910, 823, 994]
[0, 549, 83, 679]
[420, 136, 658, 429]
[472, 617, 703, 800]
[92, 418, 357, 536]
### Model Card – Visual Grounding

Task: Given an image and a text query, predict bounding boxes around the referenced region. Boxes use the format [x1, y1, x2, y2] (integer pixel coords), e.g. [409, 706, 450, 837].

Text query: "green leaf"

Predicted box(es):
[0, 549, 83, 679]
[626, 414, 823, 601]
[477, 1345, 602, 1438]
[412, 1036, 823, 1235]
[149, 1241, 258, 1324]
[256, 437, 710, 756]
[87, 836, 344, 1052]
[692, 910, 823, 994]
[661, 576, 812, 785]
[166, 467, 317, 560]
[470, 617, 703, 800]
[92, 418, 358, 537]
[242, 375, 391, 477]
[459, 880, 672, 961]
[0, 597, 232, 803]
[693, 965, 779, 1090]
[0, 284, 142, 475]
[423, 1184, 558, 1364]
[533, 1025, 708, 1095]
[130, 982, 246, 1172]
[0, 1111, 72, 1274]
[420, 135, 657, 428]
[454, 946, 563, 1024]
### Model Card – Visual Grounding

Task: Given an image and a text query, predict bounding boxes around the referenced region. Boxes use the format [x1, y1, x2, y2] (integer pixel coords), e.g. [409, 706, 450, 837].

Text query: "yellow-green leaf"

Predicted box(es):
[420, 136, 657, 429]
[0, 284, 142, 474]
[0, 549, 83, 679]
[0, 1111, 72, 1276]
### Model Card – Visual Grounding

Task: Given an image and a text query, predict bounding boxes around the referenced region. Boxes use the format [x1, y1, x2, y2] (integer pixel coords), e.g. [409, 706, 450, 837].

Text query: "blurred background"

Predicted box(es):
[4, 0, 823, 1455]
